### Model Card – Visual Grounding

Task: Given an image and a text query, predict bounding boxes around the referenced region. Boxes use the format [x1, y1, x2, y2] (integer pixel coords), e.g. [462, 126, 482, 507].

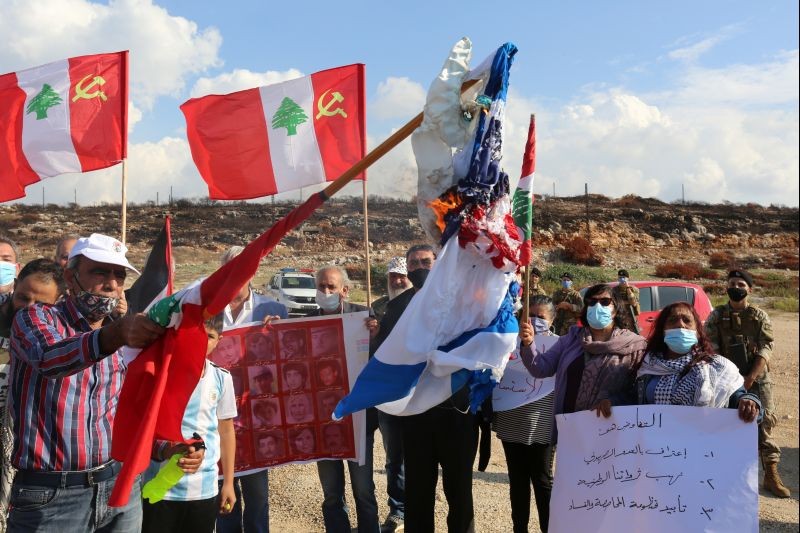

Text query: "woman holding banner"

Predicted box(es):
[634, 302, 761, 422]
[519, 284, 647, 440]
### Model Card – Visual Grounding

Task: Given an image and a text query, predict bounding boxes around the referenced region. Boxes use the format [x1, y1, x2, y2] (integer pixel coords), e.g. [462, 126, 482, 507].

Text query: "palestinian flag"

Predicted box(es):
[512, 115, 536, 266]
[125, 216, 173, 314]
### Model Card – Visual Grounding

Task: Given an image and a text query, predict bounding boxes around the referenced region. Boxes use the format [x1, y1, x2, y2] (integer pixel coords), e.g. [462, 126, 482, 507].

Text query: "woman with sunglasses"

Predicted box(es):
[635, 302, 761, 422]
[519, 284, 648, 443]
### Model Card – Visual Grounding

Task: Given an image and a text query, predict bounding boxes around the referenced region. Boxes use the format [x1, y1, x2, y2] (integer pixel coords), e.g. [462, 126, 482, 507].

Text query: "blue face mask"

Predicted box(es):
[664, 328, 697, 355]
[533, 317, 551, 335]
[619, 277, 628, 284]
[562, 280, 572, 289]
[0, 261, 16, 286]
[586, 303, 614, 329]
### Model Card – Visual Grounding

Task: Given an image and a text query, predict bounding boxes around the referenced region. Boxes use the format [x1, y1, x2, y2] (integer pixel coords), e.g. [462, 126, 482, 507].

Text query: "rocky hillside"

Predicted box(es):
[1, 194, 797, 278]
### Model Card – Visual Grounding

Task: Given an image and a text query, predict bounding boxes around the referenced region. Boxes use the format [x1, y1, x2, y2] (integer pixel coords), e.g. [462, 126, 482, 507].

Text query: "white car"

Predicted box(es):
[267, 268, 319, 316]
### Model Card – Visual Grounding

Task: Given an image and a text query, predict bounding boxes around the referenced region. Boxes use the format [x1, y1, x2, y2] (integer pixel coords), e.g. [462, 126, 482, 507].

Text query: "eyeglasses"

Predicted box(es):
[588, 297, 614, 307]
[408, 258, 433, 268]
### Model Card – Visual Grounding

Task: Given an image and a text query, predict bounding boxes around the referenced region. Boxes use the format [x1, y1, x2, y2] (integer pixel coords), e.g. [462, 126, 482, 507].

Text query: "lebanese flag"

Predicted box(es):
[109, 192, 325, 507]
[181, 64, 366, 200]
[511, 115, 536, 265]
[0, 52, 128, 202]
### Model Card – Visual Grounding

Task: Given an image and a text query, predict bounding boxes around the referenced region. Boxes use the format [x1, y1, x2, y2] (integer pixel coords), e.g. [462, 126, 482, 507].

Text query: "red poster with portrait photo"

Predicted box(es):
[209, 313, 370, 471]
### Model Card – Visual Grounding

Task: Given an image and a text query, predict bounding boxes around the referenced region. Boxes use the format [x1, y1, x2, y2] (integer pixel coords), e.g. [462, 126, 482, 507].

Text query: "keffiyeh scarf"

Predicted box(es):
[637, 350, 743, 408]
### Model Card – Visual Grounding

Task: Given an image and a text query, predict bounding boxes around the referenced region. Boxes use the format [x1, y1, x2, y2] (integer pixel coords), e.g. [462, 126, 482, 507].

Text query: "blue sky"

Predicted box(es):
[1, 0, 798, 205]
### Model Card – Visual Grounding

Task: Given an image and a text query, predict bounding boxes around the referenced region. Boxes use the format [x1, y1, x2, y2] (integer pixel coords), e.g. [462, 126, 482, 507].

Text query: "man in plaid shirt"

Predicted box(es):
[7, 234, 202, 532]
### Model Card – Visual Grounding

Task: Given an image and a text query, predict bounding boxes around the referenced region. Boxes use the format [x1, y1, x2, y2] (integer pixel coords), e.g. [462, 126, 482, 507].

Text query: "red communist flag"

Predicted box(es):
[181, 64, 366, 200]
[0, 52, 127, 202]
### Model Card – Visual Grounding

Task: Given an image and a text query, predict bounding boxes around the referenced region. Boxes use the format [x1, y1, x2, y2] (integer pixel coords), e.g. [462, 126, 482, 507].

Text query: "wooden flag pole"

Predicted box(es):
[521, 113, 536, 326]
[362, 179, 372, 307]
[121, 159, 128, 244]
[321, 78, 480, 200]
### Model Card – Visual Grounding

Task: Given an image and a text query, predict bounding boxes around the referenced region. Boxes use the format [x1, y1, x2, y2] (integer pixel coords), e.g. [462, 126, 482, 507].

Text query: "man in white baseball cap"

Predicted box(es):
[6, 233, 200, 532]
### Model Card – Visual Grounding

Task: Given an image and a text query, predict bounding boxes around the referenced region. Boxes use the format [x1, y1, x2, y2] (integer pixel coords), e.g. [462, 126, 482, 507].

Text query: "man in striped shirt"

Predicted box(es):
[6, 234, 198, 532]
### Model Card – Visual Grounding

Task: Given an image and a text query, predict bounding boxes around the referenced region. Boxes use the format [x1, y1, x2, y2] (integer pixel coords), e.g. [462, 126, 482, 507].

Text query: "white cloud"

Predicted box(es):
[370, 77, 427, 120]
[0, 0, 222, 109]
[190, 68, 305, 98]
[666, 24, 741, 63]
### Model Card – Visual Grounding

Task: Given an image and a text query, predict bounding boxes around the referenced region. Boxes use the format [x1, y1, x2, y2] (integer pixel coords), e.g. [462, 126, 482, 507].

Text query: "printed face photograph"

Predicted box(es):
[245, 331, 275, 362]
[279, 329, 307, 359]
[255, 431, 284, 460]
[310, 326, 340, 357]
[251, 398, 281, 428]
[249, 365, 277, 395]
[315, 360, 343, 388]
[322, 424, 348, 454]
[290, 427, 316, 455]
[212, 335, 243, 367]
[318, 391, 343, 421]
[234, 396, 249, 430]
[284, 393, 313, 424]
[281, 362, 309, 392]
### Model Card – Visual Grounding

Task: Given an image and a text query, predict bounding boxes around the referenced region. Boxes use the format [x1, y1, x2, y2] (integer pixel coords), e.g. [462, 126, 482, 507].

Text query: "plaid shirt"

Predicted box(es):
[9, 298, 126, 471]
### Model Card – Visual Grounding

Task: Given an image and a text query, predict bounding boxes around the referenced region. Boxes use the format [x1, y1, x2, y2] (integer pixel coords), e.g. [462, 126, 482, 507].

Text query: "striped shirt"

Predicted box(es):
[492, 392, 555, 445]
[9, 299, 125, 471]
[147, 359, 236, 501]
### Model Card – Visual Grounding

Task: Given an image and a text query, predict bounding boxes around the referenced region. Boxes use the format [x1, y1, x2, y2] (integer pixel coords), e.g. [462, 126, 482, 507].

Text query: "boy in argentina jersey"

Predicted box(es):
[142, 315, 237, 533]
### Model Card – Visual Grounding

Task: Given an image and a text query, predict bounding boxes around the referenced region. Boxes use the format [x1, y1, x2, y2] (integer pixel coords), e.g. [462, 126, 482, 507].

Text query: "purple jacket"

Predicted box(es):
[520, 325, 646, 443]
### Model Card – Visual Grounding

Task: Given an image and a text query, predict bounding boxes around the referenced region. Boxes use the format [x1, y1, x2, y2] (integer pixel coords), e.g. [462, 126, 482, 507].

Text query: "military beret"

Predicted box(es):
[728, 269, 754, 287]
[531, 267, 542, 277]
[561, 272, 573, 280]
[618, 269, 630, 277]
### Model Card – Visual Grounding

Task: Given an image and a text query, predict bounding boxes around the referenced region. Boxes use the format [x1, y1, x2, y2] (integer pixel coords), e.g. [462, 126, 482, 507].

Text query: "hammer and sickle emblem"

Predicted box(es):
[72, 74, 108, 103]
[316, 90, 348, 119]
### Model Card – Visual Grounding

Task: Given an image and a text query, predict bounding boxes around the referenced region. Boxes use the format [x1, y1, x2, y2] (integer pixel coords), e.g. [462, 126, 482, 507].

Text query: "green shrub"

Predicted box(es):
[771, 297, 799, 312]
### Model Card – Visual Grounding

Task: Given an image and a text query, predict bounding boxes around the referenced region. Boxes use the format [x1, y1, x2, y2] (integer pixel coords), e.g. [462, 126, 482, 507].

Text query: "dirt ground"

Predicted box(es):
[266, 312, 799, 532]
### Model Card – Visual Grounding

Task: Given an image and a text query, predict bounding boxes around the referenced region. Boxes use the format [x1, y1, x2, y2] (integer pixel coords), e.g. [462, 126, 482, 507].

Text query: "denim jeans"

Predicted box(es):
[216, 470, 269, 533]
[316, 428, 379, 533]
[377, 411, 405, 519]
[6, 473, 142, 532]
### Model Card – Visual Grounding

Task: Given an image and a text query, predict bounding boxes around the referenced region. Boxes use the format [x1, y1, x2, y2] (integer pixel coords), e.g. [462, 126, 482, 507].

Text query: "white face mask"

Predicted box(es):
[315, 290, 341, 311]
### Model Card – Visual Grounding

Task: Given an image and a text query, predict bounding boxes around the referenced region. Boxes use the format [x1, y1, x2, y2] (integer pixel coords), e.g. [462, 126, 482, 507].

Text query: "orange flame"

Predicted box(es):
[428, 189, 462, 233]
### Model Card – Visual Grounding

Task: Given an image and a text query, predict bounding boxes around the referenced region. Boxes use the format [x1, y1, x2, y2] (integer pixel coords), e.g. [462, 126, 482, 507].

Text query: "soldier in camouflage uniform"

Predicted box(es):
[611, 269, 640, 333]
[551, 272, 583, 336]
[705, 270, 790, 498]
[527, 267, 548, 298]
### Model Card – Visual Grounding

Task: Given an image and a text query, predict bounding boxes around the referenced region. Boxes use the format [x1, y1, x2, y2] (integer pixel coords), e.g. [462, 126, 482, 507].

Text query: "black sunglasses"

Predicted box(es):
[588, 297, 614, 307]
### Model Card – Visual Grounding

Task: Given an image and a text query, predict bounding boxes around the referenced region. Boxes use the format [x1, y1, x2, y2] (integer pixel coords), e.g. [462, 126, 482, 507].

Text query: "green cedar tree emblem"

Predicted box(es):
[271, 97, 308, 136]
[512, 188, 532, 239]
[26, 84, 63, 120]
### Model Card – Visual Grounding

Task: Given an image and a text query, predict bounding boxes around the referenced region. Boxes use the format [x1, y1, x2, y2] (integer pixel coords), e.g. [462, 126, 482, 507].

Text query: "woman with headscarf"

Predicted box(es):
[519, 284, 648, 442]
[635, 302, 761, 422]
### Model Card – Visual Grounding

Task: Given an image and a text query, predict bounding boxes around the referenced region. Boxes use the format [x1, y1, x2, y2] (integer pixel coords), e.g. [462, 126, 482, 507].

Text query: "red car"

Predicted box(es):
[579, 281, 714, 339]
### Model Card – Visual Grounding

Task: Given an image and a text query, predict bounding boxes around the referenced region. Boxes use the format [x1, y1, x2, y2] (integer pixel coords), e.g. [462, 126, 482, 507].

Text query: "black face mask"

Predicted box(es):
[407, 268, 430, 290]
[727, 287, 748, 302]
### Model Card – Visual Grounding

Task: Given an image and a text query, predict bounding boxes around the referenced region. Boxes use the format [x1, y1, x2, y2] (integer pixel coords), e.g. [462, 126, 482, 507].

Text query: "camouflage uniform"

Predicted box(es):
[528, 285, 548, 298]
[612, 284, 640, 333]
[551, 288, 583, 336]
[705, 303, 779, 463]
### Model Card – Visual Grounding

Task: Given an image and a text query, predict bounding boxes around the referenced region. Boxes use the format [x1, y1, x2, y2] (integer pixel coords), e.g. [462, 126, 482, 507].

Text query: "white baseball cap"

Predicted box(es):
[386, 256, 407, 276]
[68, 233, 140, 274]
